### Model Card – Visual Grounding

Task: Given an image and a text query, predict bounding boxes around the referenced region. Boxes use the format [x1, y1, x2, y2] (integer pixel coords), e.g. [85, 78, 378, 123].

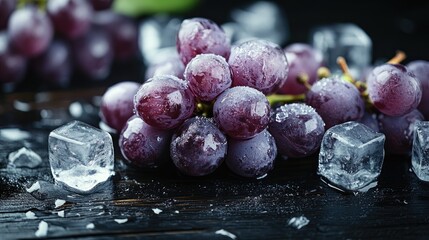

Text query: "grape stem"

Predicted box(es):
[317, 67, 331, 79]
[387, 50, 406, 64]
[336, 56, 370, 102]
[267, 94, 305, 106]
[196, 102, 213, 117]
[337, 56, 355, 84]
[297, 73, 312, 90]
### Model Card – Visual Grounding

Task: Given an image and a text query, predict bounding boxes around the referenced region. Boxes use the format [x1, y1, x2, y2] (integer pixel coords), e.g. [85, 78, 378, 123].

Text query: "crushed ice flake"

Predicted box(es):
[152, 208, 163, 214]
[8, 147, 42, 168]
[57, 210, 65, 218]
[26, 181, 41, 193]
[215, 229, 237, 239]
[0, 128, 30, 141]
[288, 215, 310, 229]
[114, 218, 128, 224]
[97, 211, 105, 216]
[174, 210, 179, 214]
[55, 199, 66, 208]
[86, 223, 95, 229]
[35, 221, 48, 237]
[26, 211, 37, 219]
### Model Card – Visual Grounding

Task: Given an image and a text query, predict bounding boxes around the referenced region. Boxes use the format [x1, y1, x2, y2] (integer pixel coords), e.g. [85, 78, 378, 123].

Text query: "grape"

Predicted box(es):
[72, 31, 113, 80]
[367, 63, 422, 117]
[89, 0, 113, 10]
[226, 130, 277, 178]
[0, 33, 26, 84]
[8, 6, 53, 57]
[305, 77, 365, 129]
[92, 11, 138, 61]
[170, 117, 227, 176]
[407, 60, 429, 120]
[100, 81, 141, 133]
[358, 112, 380, 132]
[145, 55, 185, 80]
[47, 0, 92, 39]
[228, 39, 289, 95]
[0, 0, 15, 29]
[176, 18, 230, 65]
[134, 75, 196, 130]
[184, 54, 232, 102]
[278, 43, 323, 95]
[269, 103, 325, 158]
[378, 109, 424, 155]
[119, 115, 171, 168]
[31, 40, 71, 88]
[213, 86, 270, 139]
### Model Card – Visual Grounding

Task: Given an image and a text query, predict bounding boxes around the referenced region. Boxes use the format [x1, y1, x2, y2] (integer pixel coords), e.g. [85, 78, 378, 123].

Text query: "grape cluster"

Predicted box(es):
[100, 17, 429, 178]
[0, 0, 137, 89]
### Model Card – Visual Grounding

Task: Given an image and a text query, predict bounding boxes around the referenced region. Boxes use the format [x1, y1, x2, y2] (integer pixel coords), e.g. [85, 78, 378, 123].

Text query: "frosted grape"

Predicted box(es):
[134, 75, 196, 130]
[213, 86, 270, 139]
[228, 39, 289, 95]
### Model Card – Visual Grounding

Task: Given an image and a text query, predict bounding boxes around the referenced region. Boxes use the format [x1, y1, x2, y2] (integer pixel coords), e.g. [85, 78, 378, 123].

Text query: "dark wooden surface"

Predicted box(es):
[1, 89, 429, 240]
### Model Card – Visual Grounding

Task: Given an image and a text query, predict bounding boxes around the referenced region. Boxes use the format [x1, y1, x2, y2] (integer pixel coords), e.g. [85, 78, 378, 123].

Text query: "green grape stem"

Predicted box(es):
[267, 94, 306, 106]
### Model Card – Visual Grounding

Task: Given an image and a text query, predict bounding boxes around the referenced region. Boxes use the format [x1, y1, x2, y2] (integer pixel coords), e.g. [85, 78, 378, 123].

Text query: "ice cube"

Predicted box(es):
[412, 121, 429, 181]
[230, 1, 289, 45]
[318, 121, 385, 192]
[310, 23, 372, 79]
[48, 121, 114, 193]
[8, 147, 42, 168]
[138, 15, 182, 64]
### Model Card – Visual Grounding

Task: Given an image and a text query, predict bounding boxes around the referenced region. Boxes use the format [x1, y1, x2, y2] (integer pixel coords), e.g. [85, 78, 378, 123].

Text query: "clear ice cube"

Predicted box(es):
[48, 121, 114, 193]
[8, 147, 42, 168]
[318, 121, 385, 191]
[138, 15, 182, 64]
[229, 1, 289, 45]
[412, 121, 429, 181]
[310, 23, 372, 79]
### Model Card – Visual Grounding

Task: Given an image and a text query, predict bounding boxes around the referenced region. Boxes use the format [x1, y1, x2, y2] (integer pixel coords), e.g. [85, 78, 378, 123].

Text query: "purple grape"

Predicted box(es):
[358, 112, 380, 132]
[89, 0, 113, 10]
[47, 0, 92, 39]
[92, 11, 138, 61]
[408, 60, 429, 120]
[278, 43, 323, 95]
[31, 40, 71, 88]
[378, 109, 424, 155]
[305, 77, 365, 129]
[100, 81, 141, 133]
[367, 64, 422, 117]
[269, 103, 325, 158]
[226, 130, 277, 178]
[177, 18, 230, 65]
[119, 115, 171, 168]
[228, 39, 289, 95]
[0, 0, 15, 30]
[184, 54, 232, 102]
[170, 117, 227, 176]
[145, 55, 185, 80]
[8, 6, 53, 57]
[0, 33, 26, 84]
[213, 86, 270, 139]
[134, 75, 196, 130]
[72, 31, 113, 80]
